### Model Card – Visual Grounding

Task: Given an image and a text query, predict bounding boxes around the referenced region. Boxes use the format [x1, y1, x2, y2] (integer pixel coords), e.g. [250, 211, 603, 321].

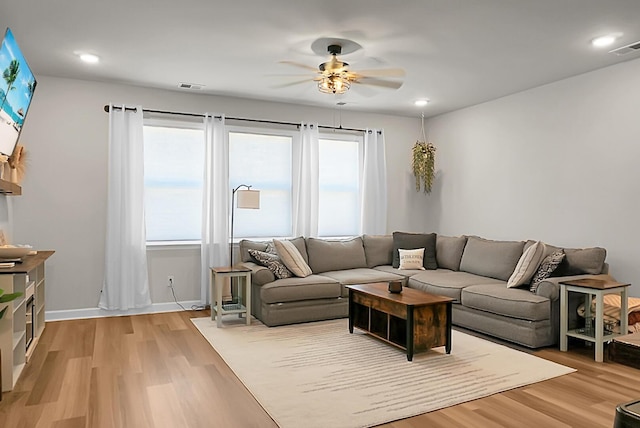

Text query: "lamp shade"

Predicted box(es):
[236, 189, 260, 209]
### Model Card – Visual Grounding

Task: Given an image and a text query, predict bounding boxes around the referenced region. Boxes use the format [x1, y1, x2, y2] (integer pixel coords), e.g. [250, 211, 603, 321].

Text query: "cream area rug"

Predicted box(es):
[192, 318, 575, 428]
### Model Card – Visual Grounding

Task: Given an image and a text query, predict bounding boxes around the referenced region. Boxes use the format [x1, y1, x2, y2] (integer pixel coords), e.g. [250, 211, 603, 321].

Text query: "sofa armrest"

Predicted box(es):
[535, 280, 560, 301]
[240, 261, 275, 286]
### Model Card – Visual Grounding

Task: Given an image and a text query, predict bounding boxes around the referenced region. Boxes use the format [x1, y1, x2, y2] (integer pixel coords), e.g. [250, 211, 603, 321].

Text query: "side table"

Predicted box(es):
[560, 275, 630, 362]
[210, 267, 252, 328]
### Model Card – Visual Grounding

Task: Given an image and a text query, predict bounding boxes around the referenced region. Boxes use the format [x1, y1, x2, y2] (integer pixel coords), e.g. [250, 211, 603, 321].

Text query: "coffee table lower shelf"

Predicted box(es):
[347, 283, 453, 361]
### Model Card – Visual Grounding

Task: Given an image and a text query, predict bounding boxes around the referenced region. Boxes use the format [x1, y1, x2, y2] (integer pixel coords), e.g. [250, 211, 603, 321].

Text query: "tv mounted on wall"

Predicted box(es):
[0, 28, 36, 157]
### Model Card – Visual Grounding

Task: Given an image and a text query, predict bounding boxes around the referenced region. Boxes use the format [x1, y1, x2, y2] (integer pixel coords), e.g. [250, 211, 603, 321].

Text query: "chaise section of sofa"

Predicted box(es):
[407, 235, 608, 348]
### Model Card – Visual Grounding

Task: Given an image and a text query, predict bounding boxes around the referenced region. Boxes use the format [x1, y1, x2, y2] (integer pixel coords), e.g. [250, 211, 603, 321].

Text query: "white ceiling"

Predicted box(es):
[2, 0, 640, 117]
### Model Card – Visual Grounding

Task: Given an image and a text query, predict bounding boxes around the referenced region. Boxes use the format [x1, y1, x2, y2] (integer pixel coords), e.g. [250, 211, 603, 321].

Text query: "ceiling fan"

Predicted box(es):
[278, 43, 405, 95]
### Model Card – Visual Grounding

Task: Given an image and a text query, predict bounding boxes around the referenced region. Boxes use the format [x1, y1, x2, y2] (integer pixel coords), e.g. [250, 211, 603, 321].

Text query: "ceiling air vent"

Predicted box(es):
[609, 40, 640, 56]
[178, 82, 204, 90]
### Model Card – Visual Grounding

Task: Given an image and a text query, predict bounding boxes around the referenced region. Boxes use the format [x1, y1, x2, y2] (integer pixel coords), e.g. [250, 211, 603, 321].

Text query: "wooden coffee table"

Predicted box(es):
[346, 283, 453, 361]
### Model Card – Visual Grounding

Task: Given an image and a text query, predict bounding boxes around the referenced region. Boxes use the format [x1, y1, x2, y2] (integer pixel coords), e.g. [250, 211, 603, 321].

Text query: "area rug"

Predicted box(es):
[191, 318, 574, 428]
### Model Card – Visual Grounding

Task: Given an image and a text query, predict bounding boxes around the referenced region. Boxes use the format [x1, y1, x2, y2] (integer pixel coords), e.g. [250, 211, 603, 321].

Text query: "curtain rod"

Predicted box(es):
[103, 104, 379, 134]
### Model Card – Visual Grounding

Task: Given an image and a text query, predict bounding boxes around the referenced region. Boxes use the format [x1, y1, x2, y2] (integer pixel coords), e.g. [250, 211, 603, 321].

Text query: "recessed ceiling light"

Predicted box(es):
[591, 34, 620, 48]
[414, 99, 429, 107]
[79, 53, 100, 64]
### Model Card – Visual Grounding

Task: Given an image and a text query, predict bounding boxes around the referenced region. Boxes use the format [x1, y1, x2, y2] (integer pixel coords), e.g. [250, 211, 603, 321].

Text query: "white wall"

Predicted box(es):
[426, 57, 640, 295]
[12, 76, 425, 312]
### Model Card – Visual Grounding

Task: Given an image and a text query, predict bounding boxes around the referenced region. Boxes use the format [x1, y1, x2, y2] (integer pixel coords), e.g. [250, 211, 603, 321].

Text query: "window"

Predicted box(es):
[228, 127, 363, 239]
[228, 129, 293, 238]
[143, 122, 205, 242]
[318, 135, 363, 237]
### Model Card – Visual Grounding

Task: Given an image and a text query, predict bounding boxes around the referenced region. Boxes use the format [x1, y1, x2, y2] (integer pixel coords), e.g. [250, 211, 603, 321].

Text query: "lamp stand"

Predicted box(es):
[230, 184, 253, 267]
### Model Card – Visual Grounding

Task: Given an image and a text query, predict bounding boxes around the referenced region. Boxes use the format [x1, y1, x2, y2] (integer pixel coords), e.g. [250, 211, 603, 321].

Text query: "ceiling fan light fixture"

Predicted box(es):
[318, 74, 350, 95]
[414, 99, 430, 107]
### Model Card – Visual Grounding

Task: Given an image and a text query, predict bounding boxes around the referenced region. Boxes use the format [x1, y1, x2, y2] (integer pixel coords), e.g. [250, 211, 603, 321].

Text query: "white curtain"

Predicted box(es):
[293, 123, 319, 237]
[99, 104, 151, 310]
[201, 114, 229, 305]
[360, 129, 388, 235]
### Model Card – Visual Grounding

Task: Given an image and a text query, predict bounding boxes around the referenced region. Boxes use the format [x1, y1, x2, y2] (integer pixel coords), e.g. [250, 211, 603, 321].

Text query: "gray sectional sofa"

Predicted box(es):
[239, 234, 607, 348]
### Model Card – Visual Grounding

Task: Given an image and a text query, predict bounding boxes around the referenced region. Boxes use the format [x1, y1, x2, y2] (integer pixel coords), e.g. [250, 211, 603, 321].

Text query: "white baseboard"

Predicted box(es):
[45, 300, 204, 322]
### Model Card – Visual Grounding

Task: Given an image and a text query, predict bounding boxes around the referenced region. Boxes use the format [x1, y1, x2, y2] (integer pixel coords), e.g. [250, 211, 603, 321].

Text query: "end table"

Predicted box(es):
[560, 275, 630, 362]
[210, 267, 252, 328]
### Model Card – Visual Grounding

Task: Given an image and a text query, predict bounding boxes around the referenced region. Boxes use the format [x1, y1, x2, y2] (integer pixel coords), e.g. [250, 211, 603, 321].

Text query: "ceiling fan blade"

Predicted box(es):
[353, 77, 403, 90]
[270, 78, 316, 89]
[279, 60, 319, 72]
[348, 83, 378, 98]
[349, 68, 406, 78]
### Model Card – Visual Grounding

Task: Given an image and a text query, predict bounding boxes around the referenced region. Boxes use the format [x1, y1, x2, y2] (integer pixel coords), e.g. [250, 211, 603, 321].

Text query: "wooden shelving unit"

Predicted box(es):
[0, 251, 54, 391]
[0, 178, 21, 196]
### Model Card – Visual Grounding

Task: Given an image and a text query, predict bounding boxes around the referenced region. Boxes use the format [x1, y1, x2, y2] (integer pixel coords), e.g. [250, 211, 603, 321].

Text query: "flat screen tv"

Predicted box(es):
[0, 28, 36, 157]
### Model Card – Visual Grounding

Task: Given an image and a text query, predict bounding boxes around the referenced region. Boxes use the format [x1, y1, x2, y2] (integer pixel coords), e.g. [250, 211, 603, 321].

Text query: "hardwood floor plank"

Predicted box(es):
[51, 416, 86, 428]
[87, 366, 122, 428]
[52, 357, 91, 421]
[26, 351, 66, 405]
[2, 311, 640, 428]
[146, 383, 190, 428]
[117, 373, 153, 428]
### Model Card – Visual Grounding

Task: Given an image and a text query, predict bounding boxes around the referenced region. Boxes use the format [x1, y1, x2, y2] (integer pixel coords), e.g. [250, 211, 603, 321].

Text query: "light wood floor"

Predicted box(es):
[1, 311, 639, 428]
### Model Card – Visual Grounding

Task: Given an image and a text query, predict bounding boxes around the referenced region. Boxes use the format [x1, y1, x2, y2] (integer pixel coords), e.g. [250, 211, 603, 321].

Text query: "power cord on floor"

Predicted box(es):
[168, 278, 206, 311]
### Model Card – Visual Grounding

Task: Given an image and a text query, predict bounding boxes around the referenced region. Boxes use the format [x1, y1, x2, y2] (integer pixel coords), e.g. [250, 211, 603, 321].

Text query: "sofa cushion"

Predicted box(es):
[459, 237, 525, 281]
[461, 283, 550, 322]
[539, 243, 606, 276]
[289, 236, 310, 264]
[392, 232, 437, 270]
[399, 248, 426, 270]
[363, 234, 394, 268]
[321, 268, 405, 297]
[305, 237, 368, 274]
[274, 239, 312, 278]
[436, 235, 467, 271]
[556, 247, 607, 276]
[507, 241, 545, 288]
[260, 275, 341, 304]
[408, 270, 505, 302]
[248, 249, 292, 279]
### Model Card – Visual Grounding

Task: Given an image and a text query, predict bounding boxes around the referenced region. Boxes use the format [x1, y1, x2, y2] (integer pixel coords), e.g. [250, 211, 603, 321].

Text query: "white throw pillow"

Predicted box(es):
[273, 239, 313, 278]
[507, 241, 546, 288]
[398, 248, 426, 270]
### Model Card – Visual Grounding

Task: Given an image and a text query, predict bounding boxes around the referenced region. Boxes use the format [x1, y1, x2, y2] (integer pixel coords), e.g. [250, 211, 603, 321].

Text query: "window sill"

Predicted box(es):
[146, 241, 201, 250]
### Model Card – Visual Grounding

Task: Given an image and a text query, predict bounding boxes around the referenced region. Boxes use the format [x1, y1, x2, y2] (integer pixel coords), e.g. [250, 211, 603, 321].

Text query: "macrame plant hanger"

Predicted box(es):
[411, 113, 436, 194]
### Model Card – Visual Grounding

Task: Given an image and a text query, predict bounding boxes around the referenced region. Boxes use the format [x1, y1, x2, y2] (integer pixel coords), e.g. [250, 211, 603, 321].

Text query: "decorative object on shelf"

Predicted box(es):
[0, 155, 7, 180]
[388, 280, 403, 294]
[412, 113, 436, 194]
[0, 288, 22, 320]
[230, 184, 260, 266]
[7, 144, 25, 184]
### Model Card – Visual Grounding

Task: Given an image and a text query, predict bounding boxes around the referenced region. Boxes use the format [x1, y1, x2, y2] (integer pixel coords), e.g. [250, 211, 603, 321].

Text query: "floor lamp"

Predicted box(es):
[230, 184, 260, 267]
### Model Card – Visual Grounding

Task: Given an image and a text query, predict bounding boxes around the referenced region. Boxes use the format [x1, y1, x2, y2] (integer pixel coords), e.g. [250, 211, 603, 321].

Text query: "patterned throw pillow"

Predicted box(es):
[248, 249, 292, 279]
[529, 250, 565, 293]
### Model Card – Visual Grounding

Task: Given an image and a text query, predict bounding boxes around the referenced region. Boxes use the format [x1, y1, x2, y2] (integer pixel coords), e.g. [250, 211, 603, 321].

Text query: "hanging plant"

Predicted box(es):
[412, 141, 436, 193]
[412, 113, 436, 193]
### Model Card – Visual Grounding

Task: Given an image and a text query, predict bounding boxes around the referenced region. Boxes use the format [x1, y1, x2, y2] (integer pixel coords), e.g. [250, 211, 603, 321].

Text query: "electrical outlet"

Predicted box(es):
[167, 275, 174, 287]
